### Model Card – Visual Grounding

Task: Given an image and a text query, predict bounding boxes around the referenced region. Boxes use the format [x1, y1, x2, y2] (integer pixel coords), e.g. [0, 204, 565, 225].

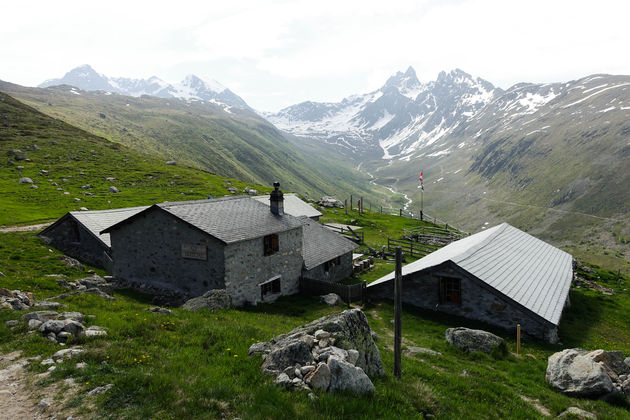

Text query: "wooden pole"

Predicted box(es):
[350, 195, 353, 211]
[360, 197, 363, 214]
[345, 199, 348, 215]
[394, 246, 403, 379]
[516, 324, 521, 357]
[399, 209, 402, 217]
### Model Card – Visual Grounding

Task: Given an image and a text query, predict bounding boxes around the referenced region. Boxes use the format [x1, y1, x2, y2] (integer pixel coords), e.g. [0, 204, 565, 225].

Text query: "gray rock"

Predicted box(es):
[109, 186, 120, 193]
[274, 373, 292, 388]
[40, 358, 55, 366]
[248, 341, 271, 357]
[546, 348, 614, 397]
[314, 329, 330, 340]
[255, 309, 383, 378]
[60, 256, 84, 271]
[87, 383, 114, 395]
[305, 362, 331, 392]
[84, 326, 107, 337]
[301, 365, 316, 376]
[445, 327, 504, 354]
[23, 311, 58, 323]
[262, 340, 314, 375]
[347, 349, 360, 365]
[57, 331, 72, 343]
[37, 398, 52, 409]
[76, 362, 87, 369]
[282, 365, 296, 379]
[32, 301, 61, 310]
[61, 320, 85, 336]
[182, 289, 231, 311]
[146, 307, 172, 315]
[39, 320, 66, 334]
[165, 161, 177, 165]
[320, 293, 343, 306]
[406, 346, 442, 357]
[52, 347, 84, 361]
[556, 406, 597, 419]
[316, 346, 348, 363]
[327, 356, 374, 394]
[228, 187, 238, 194]
[59, 311, 84, 323]
[19, 177, 33, 184]
[586, 349, 629, 376]
[317, 196, 344, 208]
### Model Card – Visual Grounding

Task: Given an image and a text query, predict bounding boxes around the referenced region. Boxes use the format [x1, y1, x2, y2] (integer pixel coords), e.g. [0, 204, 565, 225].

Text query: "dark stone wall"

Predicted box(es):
[109, 209, 225, 298]
[40, 216, 109, 270]
[303, 252, 353, 283]
[368, 265, 559, 343]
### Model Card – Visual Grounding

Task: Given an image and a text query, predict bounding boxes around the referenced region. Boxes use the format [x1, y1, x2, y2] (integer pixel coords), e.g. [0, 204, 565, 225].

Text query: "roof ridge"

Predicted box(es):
[455, 223, 509, 264]
[158, 195, 248, 208]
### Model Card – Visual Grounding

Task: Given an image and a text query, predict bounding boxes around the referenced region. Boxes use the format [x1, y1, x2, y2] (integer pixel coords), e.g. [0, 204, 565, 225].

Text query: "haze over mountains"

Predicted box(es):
[39, 64, 250, 110]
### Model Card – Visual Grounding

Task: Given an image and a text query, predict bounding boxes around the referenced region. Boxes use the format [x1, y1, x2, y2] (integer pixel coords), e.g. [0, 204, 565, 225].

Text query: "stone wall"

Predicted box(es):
[303, 252, 353, 283]
[40, 216, 108, 270]
[109, 209, 225, 298]
[224, 227, 303, 306]
[368, 264, 559, 343]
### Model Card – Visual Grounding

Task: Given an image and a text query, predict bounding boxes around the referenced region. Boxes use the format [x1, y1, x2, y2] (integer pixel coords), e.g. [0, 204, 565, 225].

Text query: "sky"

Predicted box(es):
[2, 0, 630, 112]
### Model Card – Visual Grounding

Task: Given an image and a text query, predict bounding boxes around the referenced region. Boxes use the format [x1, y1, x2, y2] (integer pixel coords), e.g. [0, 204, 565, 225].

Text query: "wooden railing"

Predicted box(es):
[299, 277, 366, 306]
[386, 238, 436, 259]
[322, 224, 364, 244]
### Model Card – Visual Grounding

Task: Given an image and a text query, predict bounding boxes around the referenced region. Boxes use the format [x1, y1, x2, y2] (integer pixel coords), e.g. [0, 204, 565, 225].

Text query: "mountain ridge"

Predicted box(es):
[39, 64, 250, 110]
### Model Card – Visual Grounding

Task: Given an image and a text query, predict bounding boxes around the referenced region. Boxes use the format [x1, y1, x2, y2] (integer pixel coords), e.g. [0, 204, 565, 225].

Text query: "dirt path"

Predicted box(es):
[0, 350, 80, 420]
[0, 222, 52, 233]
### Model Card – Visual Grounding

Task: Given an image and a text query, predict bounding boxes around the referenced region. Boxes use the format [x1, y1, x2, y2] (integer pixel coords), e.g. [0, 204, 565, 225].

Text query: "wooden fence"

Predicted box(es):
[387, 237, 435, 259]
[299, 277, 366, 306]
[322, 223, 364, 244]
[402, 224, 467, 246]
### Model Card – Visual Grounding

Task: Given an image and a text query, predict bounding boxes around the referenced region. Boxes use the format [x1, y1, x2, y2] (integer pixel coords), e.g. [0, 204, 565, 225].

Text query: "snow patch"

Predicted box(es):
[598, 106, 616, 113]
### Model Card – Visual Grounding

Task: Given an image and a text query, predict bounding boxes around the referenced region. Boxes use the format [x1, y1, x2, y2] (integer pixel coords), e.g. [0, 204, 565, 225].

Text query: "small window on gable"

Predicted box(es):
[263, 234, 279, 256]
[324, 256, 342, 272]
[439, 277, 461, 305]
[260, 276, 281, 299]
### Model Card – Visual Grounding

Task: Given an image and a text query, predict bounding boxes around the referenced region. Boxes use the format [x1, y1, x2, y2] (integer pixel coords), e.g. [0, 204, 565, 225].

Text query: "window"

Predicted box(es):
[324, 256, 342, 272]
[439, 277, 461, 304]
[260, 276, 281, 299]
[263, 234, 279, 256]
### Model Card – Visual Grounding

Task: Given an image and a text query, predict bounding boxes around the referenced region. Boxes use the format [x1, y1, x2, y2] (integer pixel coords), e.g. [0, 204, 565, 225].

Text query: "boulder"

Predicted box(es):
[182, 289, 231, 311]
[445, 327, 504, 354]
[557, 407, 597, 419]
[51, 347, 84, 361]
[327, 356, 374, 394]
[274, 373, 292, 388]
[165, 161, 177, 165]
[18, 177, 33, 184]
[586, 349, 629, 377]
[84, 326, 107, 337]
[546, 348, 614, 397]
[23, 311, 58, 323]
[109, 186, 120, 193]
[60, 256, 84, 271]
[319, 293, 343, 306]
[317, 196, 344, 208]
[261, 340, 314, 375]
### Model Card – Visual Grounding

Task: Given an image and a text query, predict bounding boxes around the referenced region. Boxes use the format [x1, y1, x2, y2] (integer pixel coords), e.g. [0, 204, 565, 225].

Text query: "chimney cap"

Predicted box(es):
[273, 182, 280, 190]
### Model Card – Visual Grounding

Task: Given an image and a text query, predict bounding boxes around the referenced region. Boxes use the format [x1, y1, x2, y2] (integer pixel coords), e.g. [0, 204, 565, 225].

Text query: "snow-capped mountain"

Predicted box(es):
[266, 67, 500, 160]
[39, 65, 250, 109]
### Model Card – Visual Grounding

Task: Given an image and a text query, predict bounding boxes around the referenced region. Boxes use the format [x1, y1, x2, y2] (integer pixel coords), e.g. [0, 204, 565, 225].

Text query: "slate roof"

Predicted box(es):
[102, 196, 304, 244]
[299, 216, 358, 270]
[252, 194, 322, 219]
[41, 206, 149, 248]
[369, 223, 573, 326]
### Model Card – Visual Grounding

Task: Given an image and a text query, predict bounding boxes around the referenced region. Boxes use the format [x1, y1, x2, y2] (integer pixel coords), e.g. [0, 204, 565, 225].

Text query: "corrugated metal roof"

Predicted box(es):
[156, 196, 304, 244]
[252, 194, 322, 219]
[69, 206, 149, 247]
[299, 216, 358, 270]
[369, 223, 573, 325]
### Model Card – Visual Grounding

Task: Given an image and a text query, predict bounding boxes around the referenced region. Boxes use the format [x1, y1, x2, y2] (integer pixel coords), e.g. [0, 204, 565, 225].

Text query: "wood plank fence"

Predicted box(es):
[387, 237, 435, 259]
[322, 224, 364, 244]
[299, 277, 367, 306]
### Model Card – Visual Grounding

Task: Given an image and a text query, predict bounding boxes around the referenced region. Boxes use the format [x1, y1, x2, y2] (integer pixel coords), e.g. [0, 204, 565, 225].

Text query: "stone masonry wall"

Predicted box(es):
[224, 227, 303, 306]
[303, 252, 353, 283]
[369, 265, 558, 342]
[41, 217, 108, 269]
[110, 209, 225, 297]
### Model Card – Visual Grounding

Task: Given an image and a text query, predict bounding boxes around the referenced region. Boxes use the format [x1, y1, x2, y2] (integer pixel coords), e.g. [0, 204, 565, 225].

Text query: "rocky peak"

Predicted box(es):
[383, 66, 422, 94]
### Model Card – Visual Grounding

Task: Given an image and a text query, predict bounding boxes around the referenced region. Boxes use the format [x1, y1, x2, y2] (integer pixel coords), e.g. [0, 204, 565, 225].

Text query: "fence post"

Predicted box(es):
[420, 210, 423, 221]
[345, 199, 347, 215]
[399, 209, 402, 217]
[410, 242, 413, 257]
[350, 195, 353, 211]
[362, 280, 367, 307]
[394, 247, 403, 379]
[380, 206, 382, 213]
[445, 223, 448, 231]
[360, 197, 363, 214]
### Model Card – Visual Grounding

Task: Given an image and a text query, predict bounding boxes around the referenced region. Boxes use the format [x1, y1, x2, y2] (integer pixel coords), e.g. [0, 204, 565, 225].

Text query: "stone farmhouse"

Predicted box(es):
[42, 184, 357, 306]
[253, 193, 322, 221]
[368, 223, 574, 343]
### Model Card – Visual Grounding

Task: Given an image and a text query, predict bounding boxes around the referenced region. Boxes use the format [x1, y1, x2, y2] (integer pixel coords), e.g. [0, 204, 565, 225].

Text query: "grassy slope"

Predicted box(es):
[1, 231, 630, 419]
[0, 91, 274, 225]
[0, 82, 390, 207]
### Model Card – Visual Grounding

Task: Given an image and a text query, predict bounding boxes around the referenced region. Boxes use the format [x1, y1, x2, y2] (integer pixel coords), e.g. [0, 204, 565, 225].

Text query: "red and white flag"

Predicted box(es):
[418, 171, 423, 182]
[419, 171, 424, 190]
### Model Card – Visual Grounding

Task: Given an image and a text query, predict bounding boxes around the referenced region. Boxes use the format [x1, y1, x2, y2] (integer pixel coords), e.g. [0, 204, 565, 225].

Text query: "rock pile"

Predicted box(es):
[249, 309, 383, 394]
[317, 196, 344, 208]
[0, 288, 35, 310]
[445, 327, 506, 354]
[52, 274, 115, 300]
[21, 310, 107, 344]
[547, 348, 630, 399]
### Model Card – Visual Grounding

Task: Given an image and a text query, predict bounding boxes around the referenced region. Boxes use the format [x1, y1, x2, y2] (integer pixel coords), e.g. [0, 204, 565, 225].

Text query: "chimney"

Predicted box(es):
[269, 182, 284, 216]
